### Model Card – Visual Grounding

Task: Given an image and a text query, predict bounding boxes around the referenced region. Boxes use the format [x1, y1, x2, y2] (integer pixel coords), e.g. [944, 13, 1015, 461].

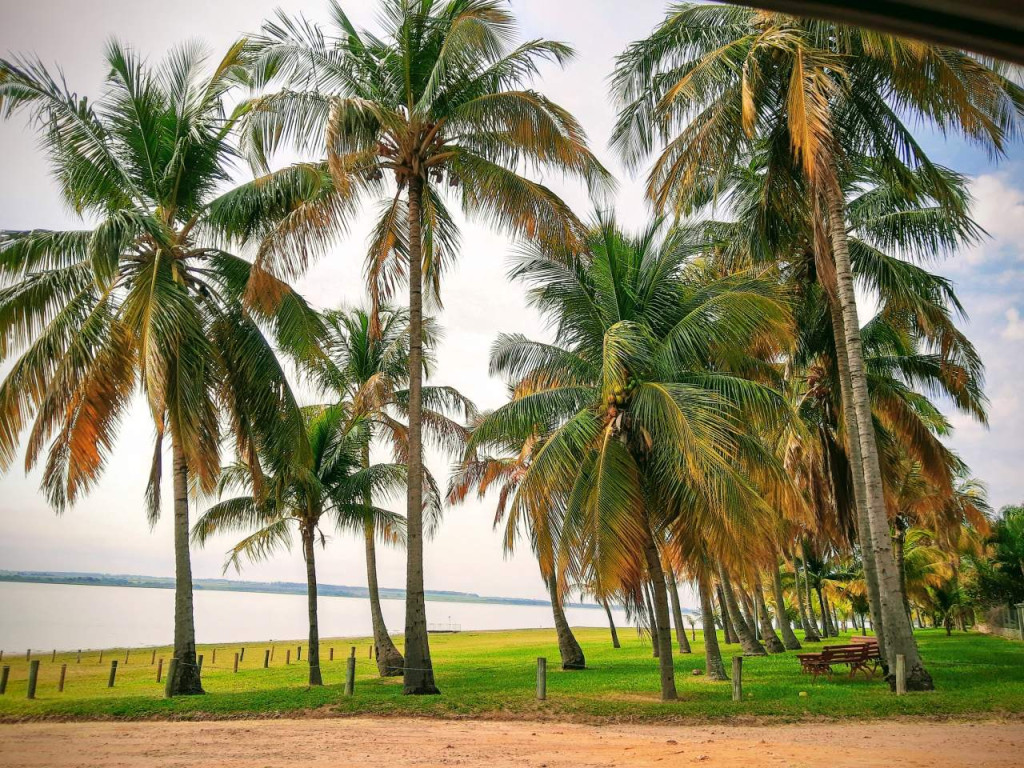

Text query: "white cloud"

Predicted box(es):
[1003, 308, 1024, 341]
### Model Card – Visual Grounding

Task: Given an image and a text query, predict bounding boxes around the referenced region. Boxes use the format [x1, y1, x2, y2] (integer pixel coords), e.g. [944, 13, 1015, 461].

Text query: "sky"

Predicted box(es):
[0, 0, 1021, 608]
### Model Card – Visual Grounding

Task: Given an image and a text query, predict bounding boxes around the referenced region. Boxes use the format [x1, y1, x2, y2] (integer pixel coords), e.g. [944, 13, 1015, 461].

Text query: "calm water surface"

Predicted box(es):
[0, 582, 628, 650]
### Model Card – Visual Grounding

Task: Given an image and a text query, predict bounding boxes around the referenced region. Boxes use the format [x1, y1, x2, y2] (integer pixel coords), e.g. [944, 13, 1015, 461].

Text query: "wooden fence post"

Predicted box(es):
[212, 648, 217, 664]
[51, 649, 56, 662]
[345, 653, 356, 696]
[732, 656, 743, 702]
[151, 649, 156, 665]
[98, 649, 103, 665]
[264, 649, 270, 669]
[156, 658, 164, 683]
[77, 650, 81, 664]
[368, 644, 372, 659]
[124, 649, 129, 665]
[286, 649, 291, 665]
[58, 664, 67, 693]
[164, 659, 177, 697]
[27, 660, 39, 699]
[26, 649, 31, 663]
[233, 653, 239, 673]
[240, 647, 245, 662]
[895, 654, 906, 696]
[536, 657, 547, 700]
[329, 647, 334, 662]
[297, 645, 301, 661]
[107, 660, 118, 688]
[0, 665, 9, 695]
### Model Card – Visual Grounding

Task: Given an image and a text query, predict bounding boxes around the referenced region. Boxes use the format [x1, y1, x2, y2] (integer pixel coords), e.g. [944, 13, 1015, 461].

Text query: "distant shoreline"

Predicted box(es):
[0, 570, 606, 611]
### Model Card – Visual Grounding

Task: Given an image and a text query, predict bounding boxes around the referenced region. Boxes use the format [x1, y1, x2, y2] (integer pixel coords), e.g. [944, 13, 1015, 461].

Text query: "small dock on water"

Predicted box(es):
[427, 622, 462, 634]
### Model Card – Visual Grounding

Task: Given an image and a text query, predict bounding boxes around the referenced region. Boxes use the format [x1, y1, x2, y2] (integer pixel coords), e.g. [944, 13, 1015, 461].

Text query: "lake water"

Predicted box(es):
[0, 582, 630, 651]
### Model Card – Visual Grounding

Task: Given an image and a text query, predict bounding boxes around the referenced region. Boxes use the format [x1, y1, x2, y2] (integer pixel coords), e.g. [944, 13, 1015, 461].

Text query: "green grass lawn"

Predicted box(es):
[1, 628, 1022, 722]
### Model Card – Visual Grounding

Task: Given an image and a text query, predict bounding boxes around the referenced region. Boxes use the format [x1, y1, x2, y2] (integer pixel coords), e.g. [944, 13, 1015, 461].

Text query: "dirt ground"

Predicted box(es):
[1, 717, 1022, 767]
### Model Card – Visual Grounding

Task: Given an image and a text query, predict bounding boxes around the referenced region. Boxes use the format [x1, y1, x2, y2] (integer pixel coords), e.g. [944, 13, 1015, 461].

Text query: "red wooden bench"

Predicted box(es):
[850, 636, 882, 673]
[797, 644, 874, 679]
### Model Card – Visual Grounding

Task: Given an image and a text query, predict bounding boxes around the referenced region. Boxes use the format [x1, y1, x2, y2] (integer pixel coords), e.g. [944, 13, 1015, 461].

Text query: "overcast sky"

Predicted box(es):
[0, 0, 1021, 607]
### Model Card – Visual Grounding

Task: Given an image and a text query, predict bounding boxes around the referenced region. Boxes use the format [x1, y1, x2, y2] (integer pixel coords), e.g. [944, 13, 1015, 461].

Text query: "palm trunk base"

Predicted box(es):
[376, 642, 405, 677]
[168, 652, 204, 696]
[309, 663, 323, 687]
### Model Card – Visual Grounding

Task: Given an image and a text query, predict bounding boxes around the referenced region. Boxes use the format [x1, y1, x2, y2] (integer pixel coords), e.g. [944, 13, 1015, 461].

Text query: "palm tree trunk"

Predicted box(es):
[667, 569, 691, 653]
[602, 598, 621, 648]
[642, 532, 677, 700]
[167, 433, 203, 696]
[739, 589, 758, 637]
[716, 583, 736, 644]
[301, 524, 323, 686]
[800, 543, 822, 641]
[772, 560, 802, 650]
[894, 523, 912, 618]
[824, 178, 932, 690]
[825, 293, 887, 655]
[697, 568, 728, 681]
[547, 573, 585, 669]
[816, 586, 835, 637]
[719, 567, 766, 656]
[365, 520, 404, 676]
[755, 579, 786, 653]
[361, 442, 404, 677]
[402, 175, 438, 695]
[645, 582, 660, 658]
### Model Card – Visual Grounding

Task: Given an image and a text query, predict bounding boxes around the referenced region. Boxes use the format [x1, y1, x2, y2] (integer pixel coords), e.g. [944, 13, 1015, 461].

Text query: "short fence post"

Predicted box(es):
[1017, 603, 1024, 642]
[51, 649, 56, 663]
[124, 649, 129, 665]
[98, 649, 103, 665]
[151, 649, 156, 665]
[270, 646, 275, 661]
[286, 649, 291, 665]
[27, 659, 39, 699]
[240, 647, 245, 662]
[0, 650, 3, 662]
[233, 653, 239, 673]
[164, 659, 177, 697]
[0, 665, 9, 695]
[536, 657, 547, 701]
[156, 658, 164, 683]
[329, 647, 334, 662]
[198, 655, 204, 674]
[212, 648, 217, 665]
[297, 645, 301, 662]
[58, 664, 67, 693]
[264, 649, 270, 669]
[368, 644, 373, 659]
[26, 649, 31, 663]
[77, 650, 81, 664]
[108, 659, 118, 688]
[732, 656, 743, 702]
[345, 652, 356, 696]
[895, 654, 906, 696]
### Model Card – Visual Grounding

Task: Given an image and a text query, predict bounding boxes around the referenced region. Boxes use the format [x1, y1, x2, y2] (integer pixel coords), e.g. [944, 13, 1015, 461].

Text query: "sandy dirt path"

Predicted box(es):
[1, 717, 1022, 767]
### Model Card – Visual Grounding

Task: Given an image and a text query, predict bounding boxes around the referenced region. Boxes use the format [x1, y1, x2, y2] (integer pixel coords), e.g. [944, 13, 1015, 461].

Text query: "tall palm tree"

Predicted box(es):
[315, 306, 474, 675]
[611, 2, 1022, 690]
[0, 42, 320, 696]
[192, 407, 412, 686]
[238, 0, 611, 695]
[469, 216, 792, 699]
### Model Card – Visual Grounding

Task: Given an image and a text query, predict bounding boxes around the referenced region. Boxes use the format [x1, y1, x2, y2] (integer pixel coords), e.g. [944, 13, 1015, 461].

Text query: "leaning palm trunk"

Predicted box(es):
[771, 562, 802, 650]
[894, 524, 912, 618]
[365, 520, 404, 676]
[755, 579, 786, 653]
[361, 442, 404, 677]
[716, 584, 736, 644]
[168, 435, 203, 696]
[817, 588, 836, 637]
[402, 177, 438, 695]
[719, 568, 766, 656]
[547, 574, 585, 669]
[644, 583, 660, 658]
[739, 589, 758, 636]
[643, 526, 677, 699]
[697, 569, 728, 680]
[301, 525, 323, 686]
[790, 552, 817, 641]
[602, 599, 621, 648]
[825, 296, 887, 655]
[800, 544, 823, 641]
[667, 570, 692, 653]
[824, 178, 932, 690]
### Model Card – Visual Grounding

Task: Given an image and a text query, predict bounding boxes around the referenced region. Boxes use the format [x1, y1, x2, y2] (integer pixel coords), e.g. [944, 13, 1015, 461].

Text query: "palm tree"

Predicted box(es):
[315, 305, 474, 675]
[448, 428, 586, 669]
[192, 407, 411, 685]
[239, 0, 611, 695]
[611, 2, 1023, 690]
[468, 216, 791, 699]
[0, 42, 320, 695]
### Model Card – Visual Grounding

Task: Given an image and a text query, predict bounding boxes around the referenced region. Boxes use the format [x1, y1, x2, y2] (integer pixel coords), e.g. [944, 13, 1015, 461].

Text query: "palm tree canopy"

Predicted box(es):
[0, 41, 322, 515]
